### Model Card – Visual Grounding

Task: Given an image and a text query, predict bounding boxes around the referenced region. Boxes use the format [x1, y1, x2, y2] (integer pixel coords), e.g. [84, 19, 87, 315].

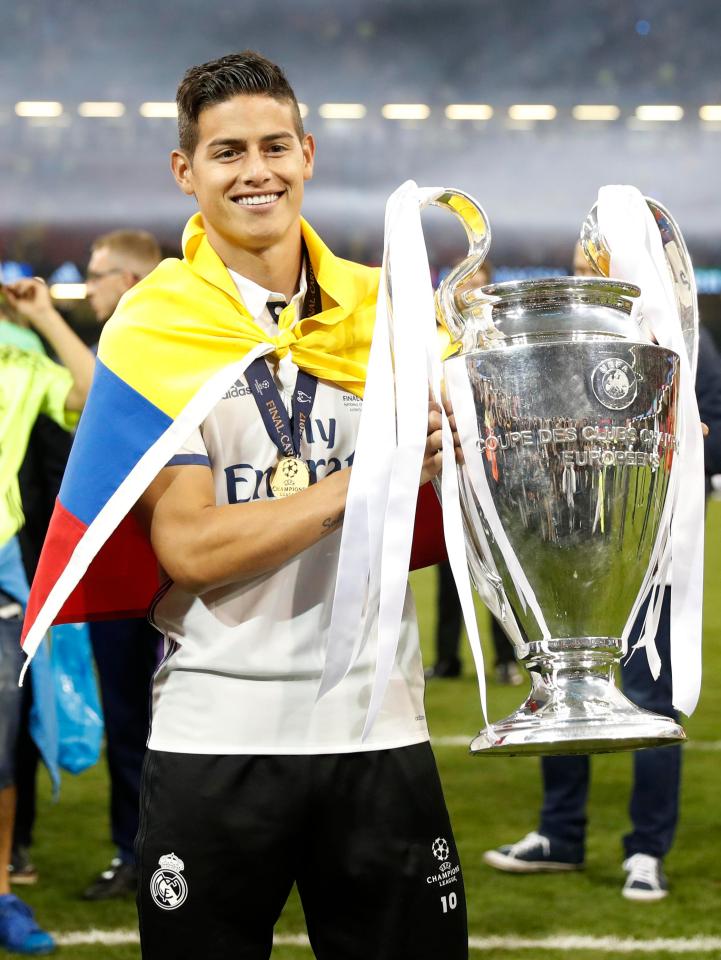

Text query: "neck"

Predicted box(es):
[206, 222, 304, 301]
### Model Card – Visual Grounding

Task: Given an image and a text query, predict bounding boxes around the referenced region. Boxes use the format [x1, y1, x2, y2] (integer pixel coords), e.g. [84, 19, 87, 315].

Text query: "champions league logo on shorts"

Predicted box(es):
[427, 837, 460, 887]
[591, 357, 639, 411]
[150, 852, 189, 910]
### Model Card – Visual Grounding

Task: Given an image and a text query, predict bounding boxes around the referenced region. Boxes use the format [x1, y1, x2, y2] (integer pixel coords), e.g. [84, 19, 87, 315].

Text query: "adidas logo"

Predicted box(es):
[222, 379, 251, 399]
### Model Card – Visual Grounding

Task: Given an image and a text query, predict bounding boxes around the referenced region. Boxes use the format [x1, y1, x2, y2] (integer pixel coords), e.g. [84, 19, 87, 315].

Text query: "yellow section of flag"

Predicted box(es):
[98, 213, 380, 417]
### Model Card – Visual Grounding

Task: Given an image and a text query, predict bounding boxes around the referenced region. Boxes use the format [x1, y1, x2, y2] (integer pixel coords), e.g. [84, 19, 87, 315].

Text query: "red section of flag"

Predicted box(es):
[21, 500, 87, 646]
[25, 483, 439, 642]
[409, 482, 447, 570]
[54, 512, 160, 625]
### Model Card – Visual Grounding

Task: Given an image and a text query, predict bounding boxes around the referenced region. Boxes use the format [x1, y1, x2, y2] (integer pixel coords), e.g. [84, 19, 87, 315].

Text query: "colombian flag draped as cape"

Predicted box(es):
[20, 214, 383, 665]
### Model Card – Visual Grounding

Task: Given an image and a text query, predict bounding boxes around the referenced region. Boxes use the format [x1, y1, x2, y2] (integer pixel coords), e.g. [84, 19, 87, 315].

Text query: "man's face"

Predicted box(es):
[85, 246, 138, 323]
[171, 94, 315, 259]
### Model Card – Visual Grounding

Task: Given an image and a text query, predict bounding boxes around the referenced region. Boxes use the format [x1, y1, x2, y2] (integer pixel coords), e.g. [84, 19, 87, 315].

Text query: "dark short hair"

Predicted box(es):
[176, 51, 304, 155]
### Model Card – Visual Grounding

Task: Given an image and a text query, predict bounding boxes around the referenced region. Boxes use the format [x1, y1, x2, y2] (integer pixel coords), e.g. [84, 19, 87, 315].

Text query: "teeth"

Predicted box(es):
[235, 193, 280, 206]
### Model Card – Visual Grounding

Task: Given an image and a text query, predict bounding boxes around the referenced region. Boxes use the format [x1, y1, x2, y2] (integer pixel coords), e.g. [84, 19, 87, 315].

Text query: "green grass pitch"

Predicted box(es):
[13, 502, 721, 959]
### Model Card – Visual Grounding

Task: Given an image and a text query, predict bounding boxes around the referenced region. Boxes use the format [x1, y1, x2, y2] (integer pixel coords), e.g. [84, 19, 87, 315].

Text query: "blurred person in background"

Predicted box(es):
[482, 242, 721, 901]
[425, 259, 520, 685]
[11, 364, 73, 888]
[80, 231, 164, 901]
[85, 231, 162, 328]
[8, 230, 164, 900]
[0, 278, 93, 953]
[5, 233, 163, 902]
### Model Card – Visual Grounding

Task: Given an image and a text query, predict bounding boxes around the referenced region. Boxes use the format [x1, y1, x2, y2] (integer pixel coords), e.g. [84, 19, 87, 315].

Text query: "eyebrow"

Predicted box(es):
[206, 132, 295, 149]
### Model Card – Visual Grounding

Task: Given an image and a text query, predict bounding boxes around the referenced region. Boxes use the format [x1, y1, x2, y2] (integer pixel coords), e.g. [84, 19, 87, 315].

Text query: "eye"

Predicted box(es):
[267, 143, 288, 154]
[215, 148, 239, 160]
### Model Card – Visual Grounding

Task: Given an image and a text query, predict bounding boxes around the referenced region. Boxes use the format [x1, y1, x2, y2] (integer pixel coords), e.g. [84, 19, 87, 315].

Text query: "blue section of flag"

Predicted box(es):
[59, 359, 172, 526]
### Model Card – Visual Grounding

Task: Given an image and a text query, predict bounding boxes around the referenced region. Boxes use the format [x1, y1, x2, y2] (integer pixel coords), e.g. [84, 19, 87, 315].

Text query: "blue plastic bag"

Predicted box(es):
[51, 623, 104, 774]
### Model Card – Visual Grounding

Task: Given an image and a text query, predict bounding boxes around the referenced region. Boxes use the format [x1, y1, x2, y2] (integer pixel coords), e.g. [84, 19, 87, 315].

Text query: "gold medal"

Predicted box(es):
[270, 457, 310, 498]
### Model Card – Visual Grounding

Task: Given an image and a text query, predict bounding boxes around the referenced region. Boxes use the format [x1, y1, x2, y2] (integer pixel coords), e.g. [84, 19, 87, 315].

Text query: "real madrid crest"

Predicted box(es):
[150, 852, 188, 910]
[591, 357, 639, 411]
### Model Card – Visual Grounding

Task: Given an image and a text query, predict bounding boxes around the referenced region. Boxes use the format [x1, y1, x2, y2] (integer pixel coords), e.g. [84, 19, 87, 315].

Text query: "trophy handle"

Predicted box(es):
[580, 197, 699, 373]
[421, 189, 492, 343]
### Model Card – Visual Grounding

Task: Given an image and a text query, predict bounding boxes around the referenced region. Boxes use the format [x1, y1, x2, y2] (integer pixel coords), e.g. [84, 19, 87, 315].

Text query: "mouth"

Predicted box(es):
[231, 191, 284, 209]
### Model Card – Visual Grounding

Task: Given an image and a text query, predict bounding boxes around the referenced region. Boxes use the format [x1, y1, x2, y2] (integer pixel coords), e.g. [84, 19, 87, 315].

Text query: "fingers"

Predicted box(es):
[3, 278, 54, 326]
[426, 400, 442, 454]
[6, 277, 39, 294]
[424, 398, 467, 469]
[419, 449, 443, 487]
[5, 277, 48, 302]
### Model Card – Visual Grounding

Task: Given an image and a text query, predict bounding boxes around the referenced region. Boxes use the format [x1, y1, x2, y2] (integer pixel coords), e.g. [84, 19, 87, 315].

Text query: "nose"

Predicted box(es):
[241, 146, 272, 186]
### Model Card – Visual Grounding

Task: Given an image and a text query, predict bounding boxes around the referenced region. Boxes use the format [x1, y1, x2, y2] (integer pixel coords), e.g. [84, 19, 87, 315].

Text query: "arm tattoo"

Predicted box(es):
[322, 513, 343, 533]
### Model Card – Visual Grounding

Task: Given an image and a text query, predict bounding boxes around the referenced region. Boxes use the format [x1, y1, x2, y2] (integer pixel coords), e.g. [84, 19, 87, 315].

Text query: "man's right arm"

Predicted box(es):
[133, 464, 350, 594]
[134, 400, 444, 594]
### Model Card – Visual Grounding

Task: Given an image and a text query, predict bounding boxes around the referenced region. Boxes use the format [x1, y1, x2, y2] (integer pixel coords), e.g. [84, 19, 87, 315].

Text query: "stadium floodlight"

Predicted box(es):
[445, 104, 494, 120]
[381, 103, 431, 120]
[318, 103, 367, 120]
[508, 104, 557, 121]
[15, 101, 63, 118]
[78, 102, 126, 118]
[572, 105, 621, 121]
[298, 103, 309, 118]
[635, 105, 683, 122]
[139, 102, 178, 118]
[50, 283, 86, 300]
[700, 105, 721, 122]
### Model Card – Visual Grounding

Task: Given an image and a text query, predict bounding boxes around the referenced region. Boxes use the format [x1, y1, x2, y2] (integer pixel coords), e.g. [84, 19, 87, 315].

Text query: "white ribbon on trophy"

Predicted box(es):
[597, 185, 705, 716]
[319, 180, 494, 738]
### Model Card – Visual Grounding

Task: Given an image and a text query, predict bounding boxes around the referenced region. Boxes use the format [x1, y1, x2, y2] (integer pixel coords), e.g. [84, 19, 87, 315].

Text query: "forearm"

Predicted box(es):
[147, 467, 350, 593]
[37, 310, 94, 408]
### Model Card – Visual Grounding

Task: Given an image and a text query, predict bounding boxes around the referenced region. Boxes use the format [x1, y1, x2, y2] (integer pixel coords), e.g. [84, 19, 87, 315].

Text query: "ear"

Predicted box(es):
[119, 269, 140, 292]
[302, 133, 316, 183]
[171, 150, 195, 196]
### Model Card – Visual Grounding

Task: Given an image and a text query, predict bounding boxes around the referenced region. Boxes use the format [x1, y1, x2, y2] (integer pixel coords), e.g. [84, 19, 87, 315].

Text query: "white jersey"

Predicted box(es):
[147, 267, 428, 755]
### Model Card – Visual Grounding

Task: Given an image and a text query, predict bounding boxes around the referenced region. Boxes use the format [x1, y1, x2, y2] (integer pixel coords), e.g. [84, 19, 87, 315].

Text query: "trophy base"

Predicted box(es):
[470, 651, 686, 756]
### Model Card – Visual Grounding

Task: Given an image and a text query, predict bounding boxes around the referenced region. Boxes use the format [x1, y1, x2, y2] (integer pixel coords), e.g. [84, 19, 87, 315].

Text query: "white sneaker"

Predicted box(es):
[622, 853, 668, 901]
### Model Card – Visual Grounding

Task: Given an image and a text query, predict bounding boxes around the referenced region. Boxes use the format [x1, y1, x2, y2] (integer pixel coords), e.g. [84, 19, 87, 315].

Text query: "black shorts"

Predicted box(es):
[136, 742, 468, 960]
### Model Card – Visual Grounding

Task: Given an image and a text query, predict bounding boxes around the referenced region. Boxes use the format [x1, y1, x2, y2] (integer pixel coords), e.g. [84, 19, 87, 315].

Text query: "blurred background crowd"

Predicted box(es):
[2, 0, 721, 348]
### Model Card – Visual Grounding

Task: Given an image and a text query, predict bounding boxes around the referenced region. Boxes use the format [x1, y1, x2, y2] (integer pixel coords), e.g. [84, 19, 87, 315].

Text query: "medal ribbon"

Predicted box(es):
[246, 251, 320, 461]
[246, 359, 318, 459]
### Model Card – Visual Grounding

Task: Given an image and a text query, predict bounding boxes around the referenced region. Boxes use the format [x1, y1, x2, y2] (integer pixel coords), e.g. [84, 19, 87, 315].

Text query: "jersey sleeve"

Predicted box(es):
[166, 426, 211, 468]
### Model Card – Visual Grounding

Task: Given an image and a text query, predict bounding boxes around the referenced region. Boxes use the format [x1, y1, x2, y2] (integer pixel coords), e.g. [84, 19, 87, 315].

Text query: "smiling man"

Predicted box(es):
[106, 51, 469, 960]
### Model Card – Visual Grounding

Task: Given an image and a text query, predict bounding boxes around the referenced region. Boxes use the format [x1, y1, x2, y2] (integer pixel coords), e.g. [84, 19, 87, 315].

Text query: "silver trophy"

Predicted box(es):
[426, 189, 691, 756]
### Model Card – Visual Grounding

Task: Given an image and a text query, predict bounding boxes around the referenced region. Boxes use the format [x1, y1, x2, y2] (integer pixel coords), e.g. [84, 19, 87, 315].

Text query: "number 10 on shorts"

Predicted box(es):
[441, 892, 458, 913]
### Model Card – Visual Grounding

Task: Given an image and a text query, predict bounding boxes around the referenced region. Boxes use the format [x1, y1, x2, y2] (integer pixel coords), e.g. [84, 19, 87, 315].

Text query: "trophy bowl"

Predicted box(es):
[443, 275, 686, 755]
